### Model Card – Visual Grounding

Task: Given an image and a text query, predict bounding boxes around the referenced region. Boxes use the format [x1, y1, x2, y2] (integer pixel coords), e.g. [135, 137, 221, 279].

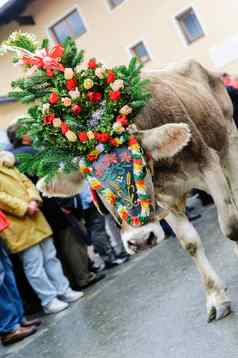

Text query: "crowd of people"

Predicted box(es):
[0, 124, 131, 346]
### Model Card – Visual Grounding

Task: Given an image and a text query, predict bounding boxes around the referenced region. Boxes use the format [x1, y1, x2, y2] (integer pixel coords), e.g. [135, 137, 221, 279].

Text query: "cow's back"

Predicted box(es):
[136, 60, 232, 159]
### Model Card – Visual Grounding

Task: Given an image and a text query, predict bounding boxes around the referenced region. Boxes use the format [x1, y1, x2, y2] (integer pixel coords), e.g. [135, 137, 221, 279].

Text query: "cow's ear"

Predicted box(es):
[139, 123, 191, 160]
[36, 170, 84, 197]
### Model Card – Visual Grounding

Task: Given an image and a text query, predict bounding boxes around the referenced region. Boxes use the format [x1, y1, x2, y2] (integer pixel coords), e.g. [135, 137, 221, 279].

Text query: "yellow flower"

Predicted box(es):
[62, 97, 72, 107]
[89, 177, 102, 190]
[111, 79, 124, 91]
[65, 130, 77, 142]
[119, 105, 133, 115]
[84, 78, 94, 90]
[87, 131, 95, 140]
[52, 118, 62, 128]
[64, 68, 74, 80]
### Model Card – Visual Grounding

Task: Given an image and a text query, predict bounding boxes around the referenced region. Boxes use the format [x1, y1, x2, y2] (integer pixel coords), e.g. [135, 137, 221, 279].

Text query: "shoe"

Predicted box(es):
[106, 256, 129, 268]
[43, 298, 69, 314]
[1, 326, 37, 346]
[59, 288, 84, 303]
[21, 318, 41, 327]
[116, 254, 130, 263]
[91, 262, 106, 273]
[91, 254, 106, 273]
[79, 272, 106, 289]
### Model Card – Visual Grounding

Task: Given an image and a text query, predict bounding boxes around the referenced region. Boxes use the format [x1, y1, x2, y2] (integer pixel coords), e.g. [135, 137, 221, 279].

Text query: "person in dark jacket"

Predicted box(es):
[44, 196, 105, 289]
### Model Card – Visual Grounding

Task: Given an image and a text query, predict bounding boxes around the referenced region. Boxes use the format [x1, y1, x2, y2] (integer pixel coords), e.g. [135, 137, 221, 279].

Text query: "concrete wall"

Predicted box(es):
[1, 0, 238, 128]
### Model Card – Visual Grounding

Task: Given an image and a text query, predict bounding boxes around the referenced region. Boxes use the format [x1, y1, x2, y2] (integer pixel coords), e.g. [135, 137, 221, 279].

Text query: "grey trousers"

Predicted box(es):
[20, 238, 69, 306]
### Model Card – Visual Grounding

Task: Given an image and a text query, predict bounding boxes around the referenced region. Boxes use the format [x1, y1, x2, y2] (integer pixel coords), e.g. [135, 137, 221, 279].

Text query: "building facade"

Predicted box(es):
[1, 0, 238, 128]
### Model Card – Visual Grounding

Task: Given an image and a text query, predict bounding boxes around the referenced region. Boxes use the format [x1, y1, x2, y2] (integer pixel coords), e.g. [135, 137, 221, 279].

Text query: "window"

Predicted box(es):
[130, 41, 151, 64]
[175, 7, 204, 45]
[108, 0, 125, 10]
[50, 9, 86, 43]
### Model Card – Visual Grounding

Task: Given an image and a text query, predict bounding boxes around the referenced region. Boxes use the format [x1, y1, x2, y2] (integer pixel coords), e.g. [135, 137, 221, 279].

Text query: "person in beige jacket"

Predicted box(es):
[0, 151, 83, 314]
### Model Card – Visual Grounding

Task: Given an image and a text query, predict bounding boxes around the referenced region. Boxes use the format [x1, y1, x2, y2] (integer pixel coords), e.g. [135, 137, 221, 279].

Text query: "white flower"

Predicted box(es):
[69, 87, 80, 99]
[64, 68, 74, 80]
[87, 131, 95, 140]
[95, 67, 105, 79]
[42, 103, 50, 114]
[25, 65, 38, 78]
[111, 79, 124, 91]
[53, 118, 62, 128]
[75, 64, 82, 74]
[119, 105, 133, 115]
[62, 97, 72, 107]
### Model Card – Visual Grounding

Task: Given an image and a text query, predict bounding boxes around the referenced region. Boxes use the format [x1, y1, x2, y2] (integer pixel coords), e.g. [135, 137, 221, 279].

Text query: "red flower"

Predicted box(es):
[87, 91, 102, 102]
[72, 104, 81, 115]
[94, 92, 102, 102]
[49, 92, 58, 105]
[116, 115, 128, 127]
[66, 78, 77, 91]
[122, 212, 129, 220]
[106, 70, 116, 84]
[61, 122, 69, 135]
[87, 153, 97, 161]
[87, 92, 94, 102]
[83, 167, 91, 174]
[78, 132, 88, 142]
[110, 138, 118, 146]
[134, 159, 143, 165]
[47, 69, 54, 77]
[43, 114, 54, 125]
[49, 44, 65, 58]
[88, 58, 97, 69]
[96, 132, 110, 143]
[132, 216, 140, 225]
[109, 90, 121, 101]
[128, 136, 138, 145]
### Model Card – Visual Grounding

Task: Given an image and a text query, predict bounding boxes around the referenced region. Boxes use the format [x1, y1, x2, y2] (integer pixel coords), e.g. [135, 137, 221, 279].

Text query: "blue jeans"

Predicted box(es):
[0, 243, 24, 334]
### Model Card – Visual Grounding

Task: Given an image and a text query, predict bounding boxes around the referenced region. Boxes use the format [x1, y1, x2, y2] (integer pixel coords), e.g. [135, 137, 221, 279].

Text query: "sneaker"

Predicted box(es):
[106, 256, 129, 268]
[43, 298, 69, 315]
[91, 261, 106, 273]
[59, 288, 84, 303]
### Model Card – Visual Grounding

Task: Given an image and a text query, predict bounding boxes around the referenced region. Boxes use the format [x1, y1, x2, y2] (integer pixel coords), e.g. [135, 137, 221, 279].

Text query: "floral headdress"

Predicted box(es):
[1, 31, 151, 178]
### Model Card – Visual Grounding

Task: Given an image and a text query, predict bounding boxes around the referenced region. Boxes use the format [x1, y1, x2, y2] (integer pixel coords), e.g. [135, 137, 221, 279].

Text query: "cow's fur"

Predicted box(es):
[37, 60, 238, 322]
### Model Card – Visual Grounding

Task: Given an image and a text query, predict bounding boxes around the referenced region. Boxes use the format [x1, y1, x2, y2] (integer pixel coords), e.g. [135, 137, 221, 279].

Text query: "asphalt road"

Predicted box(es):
[2, 202, 238, 358]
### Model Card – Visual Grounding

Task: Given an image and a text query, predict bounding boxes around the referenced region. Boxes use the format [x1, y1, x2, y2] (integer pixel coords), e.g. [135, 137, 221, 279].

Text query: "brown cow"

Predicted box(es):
[37, 60, 238, 322]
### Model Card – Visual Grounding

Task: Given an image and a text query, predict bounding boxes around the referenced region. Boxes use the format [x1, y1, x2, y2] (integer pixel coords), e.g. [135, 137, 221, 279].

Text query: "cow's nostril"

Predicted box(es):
[147, 232, 156, 245]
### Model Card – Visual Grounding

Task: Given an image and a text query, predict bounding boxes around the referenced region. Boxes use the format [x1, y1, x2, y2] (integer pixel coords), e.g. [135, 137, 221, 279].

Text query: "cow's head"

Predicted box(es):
[37, 123, 191, 253]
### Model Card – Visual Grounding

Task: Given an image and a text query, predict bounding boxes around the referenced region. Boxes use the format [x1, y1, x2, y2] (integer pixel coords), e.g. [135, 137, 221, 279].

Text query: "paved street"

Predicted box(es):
[2, 202, 238, 358]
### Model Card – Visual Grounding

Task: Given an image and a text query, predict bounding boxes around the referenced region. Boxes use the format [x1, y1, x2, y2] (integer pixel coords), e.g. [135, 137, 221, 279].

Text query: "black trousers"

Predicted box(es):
[84, 206, 116, 264]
